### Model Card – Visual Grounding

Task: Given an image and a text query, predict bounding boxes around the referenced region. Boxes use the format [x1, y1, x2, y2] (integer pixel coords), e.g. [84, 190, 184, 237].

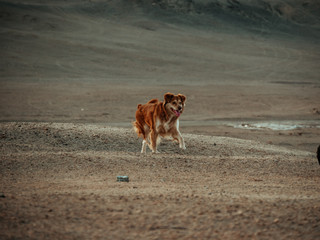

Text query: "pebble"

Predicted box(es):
[117, 176, 129, 182]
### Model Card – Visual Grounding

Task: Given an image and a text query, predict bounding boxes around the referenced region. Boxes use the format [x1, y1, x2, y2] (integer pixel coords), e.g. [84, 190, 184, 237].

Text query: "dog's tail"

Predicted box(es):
[133, 103, 144, 138]
[132, 120, 144, 139]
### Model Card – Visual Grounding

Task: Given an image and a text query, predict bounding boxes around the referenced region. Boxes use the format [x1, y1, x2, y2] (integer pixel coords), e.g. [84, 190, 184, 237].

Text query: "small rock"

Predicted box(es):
[117, 176, 129, 182]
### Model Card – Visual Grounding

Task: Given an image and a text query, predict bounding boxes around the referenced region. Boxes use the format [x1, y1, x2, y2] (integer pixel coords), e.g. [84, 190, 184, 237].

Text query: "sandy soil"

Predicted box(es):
[1, 122, 319, 239]
[1, 0, 320, 239]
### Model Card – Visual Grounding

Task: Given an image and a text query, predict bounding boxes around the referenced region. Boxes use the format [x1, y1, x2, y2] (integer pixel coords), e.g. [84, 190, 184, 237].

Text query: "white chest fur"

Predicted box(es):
[156, 117, 178, 133]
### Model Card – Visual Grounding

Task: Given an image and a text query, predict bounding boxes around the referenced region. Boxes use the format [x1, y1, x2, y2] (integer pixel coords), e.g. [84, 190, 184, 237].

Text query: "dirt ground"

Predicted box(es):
[1, 122, 319, 239]
[0, 0, 320, 239]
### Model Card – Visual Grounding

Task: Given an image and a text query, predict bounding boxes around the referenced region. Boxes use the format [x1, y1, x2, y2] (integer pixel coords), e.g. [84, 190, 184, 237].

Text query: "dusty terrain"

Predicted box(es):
[0, 0, 320, 239]
[1, 122, 319, 239]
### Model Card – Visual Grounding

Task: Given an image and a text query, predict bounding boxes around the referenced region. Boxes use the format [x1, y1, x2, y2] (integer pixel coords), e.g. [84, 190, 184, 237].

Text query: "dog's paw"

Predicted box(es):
[180, 145, 186, 150]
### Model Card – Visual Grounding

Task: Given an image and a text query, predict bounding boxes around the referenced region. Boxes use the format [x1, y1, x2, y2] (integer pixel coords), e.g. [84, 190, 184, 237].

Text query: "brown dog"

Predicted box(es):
[133, 92, 186, 153]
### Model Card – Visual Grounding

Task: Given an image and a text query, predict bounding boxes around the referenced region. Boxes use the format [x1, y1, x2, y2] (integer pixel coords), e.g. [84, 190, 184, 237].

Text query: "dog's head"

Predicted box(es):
[164, 92, 186, 117]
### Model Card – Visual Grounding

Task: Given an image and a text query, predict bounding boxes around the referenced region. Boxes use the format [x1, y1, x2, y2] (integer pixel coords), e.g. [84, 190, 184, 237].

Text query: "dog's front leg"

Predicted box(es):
[173, 121, 186, 150]
[141, 140, 147, 153]
[173, 130, 186, 150]
[150, 130, 159, 153]
[178, 132, 186, 150]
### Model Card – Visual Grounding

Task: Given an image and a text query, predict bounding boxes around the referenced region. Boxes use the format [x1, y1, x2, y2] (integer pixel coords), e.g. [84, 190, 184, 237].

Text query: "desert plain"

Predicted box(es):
[0, 0, 320, 239]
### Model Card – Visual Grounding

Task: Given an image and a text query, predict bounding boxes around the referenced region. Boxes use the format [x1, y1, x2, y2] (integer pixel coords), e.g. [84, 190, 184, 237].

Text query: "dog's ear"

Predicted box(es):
[178, 94, 186, 104]
[164, 92, 174, 103]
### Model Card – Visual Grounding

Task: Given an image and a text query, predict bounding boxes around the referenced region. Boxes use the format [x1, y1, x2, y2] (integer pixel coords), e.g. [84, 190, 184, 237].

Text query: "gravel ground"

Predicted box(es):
[1, 122, 319, 239]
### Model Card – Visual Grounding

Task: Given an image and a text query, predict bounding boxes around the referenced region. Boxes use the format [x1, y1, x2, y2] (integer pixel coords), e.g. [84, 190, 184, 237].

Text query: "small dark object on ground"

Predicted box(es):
[117, 176, 129, 182]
